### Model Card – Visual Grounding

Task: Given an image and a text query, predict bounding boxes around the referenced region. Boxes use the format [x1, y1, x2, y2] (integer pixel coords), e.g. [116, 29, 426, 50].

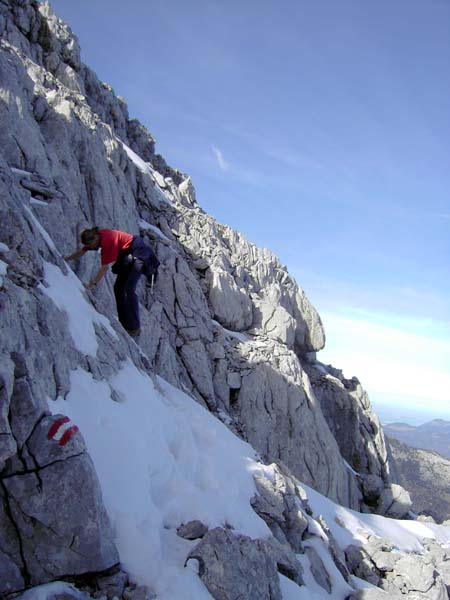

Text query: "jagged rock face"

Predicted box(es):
[304, 362, 404, 514]
[186, 464, 359, 599]
[0, 164, 122, 595]
[223, 338, 362, 508]
[346, 537, 450, 600]
[0, 0, 415, 596]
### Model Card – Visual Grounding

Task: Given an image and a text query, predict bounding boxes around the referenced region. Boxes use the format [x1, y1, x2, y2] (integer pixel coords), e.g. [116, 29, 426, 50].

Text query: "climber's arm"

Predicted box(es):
[64, 247, 87, 261]
[84, 264, 108, 289]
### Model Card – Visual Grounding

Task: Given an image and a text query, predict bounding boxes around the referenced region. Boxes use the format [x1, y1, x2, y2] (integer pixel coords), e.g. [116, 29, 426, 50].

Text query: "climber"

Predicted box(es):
[65, 227, 159, 337]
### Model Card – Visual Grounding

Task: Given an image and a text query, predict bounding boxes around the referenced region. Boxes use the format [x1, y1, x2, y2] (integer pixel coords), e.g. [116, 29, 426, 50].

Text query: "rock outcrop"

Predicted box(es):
[0, 1, 439, 598]
[346, 537, 450, 599]
[303, 361, 408, 515]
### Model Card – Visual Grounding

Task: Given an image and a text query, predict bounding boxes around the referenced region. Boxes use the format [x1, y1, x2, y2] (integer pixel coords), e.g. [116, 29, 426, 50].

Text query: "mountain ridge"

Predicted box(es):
[385, 419, 450, 459]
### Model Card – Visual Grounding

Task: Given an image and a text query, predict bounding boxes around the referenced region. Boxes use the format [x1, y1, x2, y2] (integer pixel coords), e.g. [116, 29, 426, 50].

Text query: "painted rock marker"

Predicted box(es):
[47, 416, 79, 446]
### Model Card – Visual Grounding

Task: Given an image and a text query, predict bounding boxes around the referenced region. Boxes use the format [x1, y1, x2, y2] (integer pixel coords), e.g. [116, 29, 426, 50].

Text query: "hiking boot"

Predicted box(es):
[127, 328, 141, 337]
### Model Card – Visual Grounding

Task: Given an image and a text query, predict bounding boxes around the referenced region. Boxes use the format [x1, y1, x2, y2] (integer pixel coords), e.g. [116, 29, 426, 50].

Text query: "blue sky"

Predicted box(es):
[48, 0, 450, 423]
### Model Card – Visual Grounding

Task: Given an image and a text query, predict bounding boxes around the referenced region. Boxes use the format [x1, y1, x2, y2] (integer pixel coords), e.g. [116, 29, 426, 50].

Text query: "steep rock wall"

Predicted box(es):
[0, 0, 406, 594]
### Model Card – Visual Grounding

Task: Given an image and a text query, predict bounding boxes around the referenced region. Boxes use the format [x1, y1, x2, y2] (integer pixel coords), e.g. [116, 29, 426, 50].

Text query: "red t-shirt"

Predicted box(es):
[98, 229, 134, 265]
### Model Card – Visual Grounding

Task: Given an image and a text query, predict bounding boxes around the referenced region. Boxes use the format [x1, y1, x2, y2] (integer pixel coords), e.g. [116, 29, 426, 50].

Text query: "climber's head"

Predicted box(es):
[80, 227, 101, 250]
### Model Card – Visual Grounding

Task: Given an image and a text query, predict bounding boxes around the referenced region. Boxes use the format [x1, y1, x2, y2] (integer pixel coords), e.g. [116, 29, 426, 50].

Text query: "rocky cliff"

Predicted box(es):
[1, 2, 449, 599]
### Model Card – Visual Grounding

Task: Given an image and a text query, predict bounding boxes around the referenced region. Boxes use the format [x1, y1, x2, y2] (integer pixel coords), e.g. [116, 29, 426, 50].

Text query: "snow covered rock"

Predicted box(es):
[251, 463, 308, 552]
[346, 535, 450, 599]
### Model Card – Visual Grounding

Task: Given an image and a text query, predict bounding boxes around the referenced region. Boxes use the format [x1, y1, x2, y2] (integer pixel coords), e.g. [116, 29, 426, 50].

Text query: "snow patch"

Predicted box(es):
[343, 459, 360, 476]
[16, 581, 90, 600]
[118, 138, 173, 205]
[280, 573, 327, 599]
[40, 261, 117, 356]
[50, 360, 270, 599]
[211, 319, 250, 343]
[23, 205, 57, 252]
[304, 483, 450, 553]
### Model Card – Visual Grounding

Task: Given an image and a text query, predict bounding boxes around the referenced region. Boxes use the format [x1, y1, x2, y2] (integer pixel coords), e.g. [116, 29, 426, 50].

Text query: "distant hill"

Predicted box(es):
[384, 419, 450, 459]
[387, 436, 450, 523]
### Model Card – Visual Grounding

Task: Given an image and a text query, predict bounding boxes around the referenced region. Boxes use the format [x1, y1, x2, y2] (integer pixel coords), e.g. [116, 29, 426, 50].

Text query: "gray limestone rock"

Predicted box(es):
[3, 453, 119, 586]
[315, 515, 353, 585]
[377, 483, 412, 519]
[345, 544, 382, 586]
[208, 269, 253, 331]
[382, 553, 447, 599]
[186, 527, 284, 600]
[305, 545, 332, 593]
[228, 342, 362, 509]
[346, 536, 450, 600]
[0, 483, 25, 595]
[251, 464, 308, 552]
[177, 520, 209, 540]
[250, 298, 296, 346]
[264, 536, 304, 586]
[27, 414, 85, 468]
[226, 371, 241, 389]
[304, 361, 395, 510]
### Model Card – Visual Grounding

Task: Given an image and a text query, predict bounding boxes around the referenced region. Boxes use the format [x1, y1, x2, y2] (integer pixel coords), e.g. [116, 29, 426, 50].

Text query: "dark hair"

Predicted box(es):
[80, 227, 99, 245]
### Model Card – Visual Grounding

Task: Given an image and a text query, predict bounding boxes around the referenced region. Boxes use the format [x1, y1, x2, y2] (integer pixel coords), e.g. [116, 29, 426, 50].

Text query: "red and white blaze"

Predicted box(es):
[47, 416, 79, 446]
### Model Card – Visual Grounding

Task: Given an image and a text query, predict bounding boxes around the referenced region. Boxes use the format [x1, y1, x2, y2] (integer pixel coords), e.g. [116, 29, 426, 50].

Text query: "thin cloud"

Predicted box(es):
[211, 145, 230, 171]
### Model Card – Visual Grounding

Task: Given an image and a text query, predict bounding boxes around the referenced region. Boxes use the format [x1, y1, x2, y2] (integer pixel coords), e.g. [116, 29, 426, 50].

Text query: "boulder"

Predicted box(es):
[3, 453, 119, 587]
[186, 527, 284, 600]
[177, 520, 209, 540]
[377, 484, 412, 519]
